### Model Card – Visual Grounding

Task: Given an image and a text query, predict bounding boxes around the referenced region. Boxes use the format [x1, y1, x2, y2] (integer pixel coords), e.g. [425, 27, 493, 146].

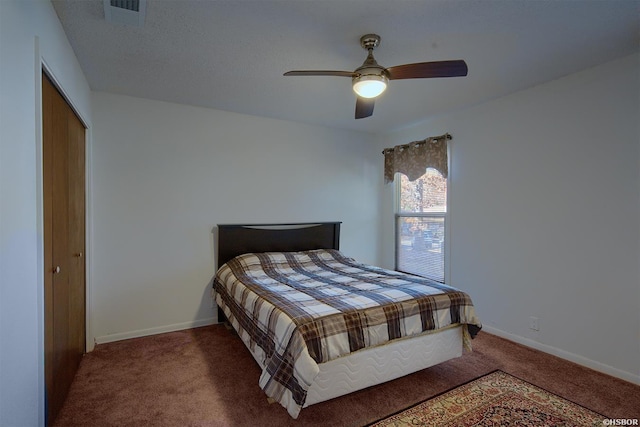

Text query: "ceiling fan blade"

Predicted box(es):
[386, 60, 468, 80]
[355, 97, 375, 119]
[283, 70, 355, 77]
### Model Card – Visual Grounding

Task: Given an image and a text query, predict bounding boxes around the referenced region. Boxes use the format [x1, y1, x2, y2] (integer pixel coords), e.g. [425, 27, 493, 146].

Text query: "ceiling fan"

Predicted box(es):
[284, 34, 468, 119]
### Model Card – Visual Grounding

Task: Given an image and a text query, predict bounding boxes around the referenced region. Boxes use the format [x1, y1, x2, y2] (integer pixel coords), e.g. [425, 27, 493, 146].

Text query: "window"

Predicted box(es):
[395, 168, 447, 282]
[383, 133, 450, 282]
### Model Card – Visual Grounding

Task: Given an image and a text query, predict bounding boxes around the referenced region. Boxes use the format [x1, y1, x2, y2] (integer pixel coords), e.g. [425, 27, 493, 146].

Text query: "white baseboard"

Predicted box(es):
[93, 321, 640, 386]
[94, 318, 216, 346]
[481, 325, 640, 385]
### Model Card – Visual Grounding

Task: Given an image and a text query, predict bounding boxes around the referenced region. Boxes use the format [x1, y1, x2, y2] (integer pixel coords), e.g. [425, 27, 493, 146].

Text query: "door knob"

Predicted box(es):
[75, 252, 83, 258]
[53, 266, 61, 274]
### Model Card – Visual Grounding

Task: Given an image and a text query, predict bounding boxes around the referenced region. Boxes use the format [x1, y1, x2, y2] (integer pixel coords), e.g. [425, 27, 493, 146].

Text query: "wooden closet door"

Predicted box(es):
[67, 97, 86, 367]
[42, 73, 86, 425]
[43, 74, 70, 422]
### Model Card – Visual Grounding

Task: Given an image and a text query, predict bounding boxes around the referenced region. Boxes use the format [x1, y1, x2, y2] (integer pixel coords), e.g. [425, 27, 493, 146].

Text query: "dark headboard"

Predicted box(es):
[216, 222, 341, 268]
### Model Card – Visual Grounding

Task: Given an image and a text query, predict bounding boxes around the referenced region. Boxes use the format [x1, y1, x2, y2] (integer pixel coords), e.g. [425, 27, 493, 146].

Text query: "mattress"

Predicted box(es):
[305, 325, 462, 406]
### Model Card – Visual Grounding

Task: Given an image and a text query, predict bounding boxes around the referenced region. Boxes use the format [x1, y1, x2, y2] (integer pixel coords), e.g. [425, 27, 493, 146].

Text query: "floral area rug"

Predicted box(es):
[370, 370, 605, 426]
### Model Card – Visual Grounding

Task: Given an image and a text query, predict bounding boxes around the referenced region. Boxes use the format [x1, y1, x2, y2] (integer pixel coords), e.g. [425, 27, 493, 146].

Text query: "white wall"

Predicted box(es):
[0, 0, 92, 425]
[378, 53, 640, 383]
[90, 92, 380, 343]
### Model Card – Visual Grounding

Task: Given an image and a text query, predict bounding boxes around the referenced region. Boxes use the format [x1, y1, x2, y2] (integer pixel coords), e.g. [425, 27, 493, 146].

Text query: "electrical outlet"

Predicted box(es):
[529, 316, 540, 331]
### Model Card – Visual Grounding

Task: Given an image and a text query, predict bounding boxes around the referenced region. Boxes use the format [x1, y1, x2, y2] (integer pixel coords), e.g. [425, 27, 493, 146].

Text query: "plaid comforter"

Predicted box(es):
[213, 249, 481, 418]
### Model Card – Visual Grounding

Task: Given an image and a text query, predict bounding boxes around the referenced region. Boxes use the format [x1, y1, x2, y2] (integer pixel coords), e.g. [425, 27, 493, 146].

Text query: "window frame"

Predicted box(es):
[393, 169, 450, 283]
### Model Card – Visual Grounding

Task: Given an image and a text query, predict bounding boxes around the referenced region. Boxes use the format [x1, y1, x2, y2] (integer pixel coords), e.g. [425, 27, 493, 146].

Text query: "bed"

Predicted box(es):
[213, 222, 481, 418]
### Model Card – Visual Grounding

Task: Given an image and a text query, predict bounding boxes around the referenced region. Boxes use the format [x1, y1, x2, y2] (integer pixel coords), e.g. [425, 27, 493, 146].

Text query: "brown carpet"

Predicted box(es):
[54, 325, 640, 427]
[369, 370, 605, 426]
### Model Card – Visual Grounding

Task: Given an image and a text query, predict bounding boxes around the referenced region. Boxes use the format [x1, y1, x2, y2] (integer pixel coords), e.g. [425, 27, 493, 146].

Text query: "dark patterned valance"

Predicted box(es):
[382, 133, 450, 184]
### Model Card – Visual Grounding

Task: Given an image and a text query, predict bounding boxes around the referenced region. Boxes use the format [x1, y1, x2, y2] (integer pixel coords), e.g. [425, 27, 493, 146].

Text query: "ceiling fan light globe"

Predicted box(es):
[352, 75, 388, 98]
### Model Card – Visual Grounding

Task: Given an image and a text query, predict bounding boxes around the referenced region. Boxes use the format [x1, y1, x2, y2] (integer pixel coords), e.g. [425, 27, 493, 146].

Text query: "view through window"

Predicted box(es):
[396, 168, 446, 282]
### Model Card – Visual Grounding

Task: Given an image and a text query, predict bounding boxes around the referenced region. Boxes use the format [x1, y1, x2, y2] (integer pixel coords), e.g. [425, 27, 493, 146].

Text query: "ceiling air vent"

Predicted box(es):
[104, 0, 146, 27]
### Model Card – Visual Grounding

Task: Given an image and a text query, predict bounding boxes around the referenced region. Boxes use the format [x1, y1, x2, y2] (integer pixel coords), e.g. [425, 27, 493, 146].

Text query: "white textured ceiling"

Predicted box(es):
[51, 0, 639, 133]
